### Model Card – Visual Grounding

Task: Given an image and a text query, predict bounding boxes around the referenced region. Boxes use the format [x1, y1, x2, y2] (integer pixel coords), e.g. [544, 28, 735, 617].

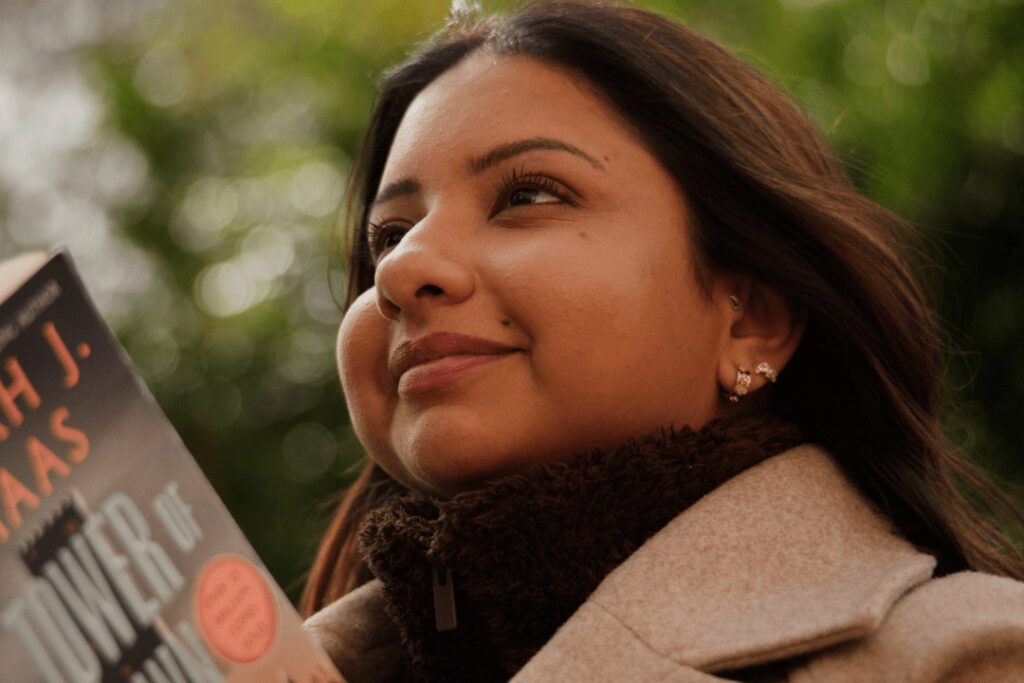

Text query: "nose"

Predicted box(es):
[374, 219, 475, 321]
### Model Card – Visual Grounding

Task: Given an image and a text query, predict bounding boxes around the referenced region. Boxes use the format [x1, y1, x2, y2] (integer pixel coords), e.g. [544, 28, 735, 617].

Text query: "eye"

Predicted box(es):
[493, 167, 576, 216]
[366, 221, 408, 264]
[508, 186, 560, 207]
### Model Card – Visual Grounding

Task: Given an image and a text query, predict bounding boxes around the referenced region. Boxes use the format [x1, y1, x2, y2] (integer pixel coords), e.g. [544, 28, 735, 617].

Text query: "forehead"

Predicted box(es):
[381, 53, 633, 178]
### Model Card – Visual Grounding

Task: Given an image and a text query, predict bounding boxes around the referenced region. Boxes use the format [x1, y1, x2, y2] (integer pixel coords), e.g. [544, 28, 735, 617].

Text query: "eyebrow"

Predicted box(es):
[370, 178, 421, 209]
[469, 137, 605, 174]
[369, 137, 605, 210]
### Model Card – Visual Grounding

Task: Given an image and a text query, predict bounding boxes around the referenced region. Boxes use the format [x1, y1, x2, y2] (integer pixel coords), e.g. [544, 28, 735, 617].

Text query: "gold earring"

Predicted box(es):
[728, 365, 751, 403]
[754, 362, 778, 383]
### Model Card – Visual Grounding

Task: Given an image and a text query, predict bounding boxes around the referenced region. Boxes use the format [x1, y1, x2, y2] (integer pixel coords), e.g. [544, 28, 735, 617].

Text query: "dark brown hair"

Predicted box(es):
[300, 0, 1023, 615]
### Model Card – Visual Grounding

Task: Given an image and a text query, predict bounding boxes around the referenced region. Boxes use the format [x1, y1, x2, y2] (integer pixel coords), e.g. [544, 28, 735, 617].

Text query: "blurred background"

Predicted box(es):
[0, 0, 1020, 603]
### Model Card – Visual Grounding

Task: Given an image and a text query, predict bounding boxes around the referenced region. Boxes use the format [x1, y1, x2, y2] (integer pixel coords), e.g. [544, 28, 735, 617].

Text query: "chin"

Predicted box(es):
[390, 437, 554, 497]
[402, 452, 515, 497]
[386, 419, 664, 496]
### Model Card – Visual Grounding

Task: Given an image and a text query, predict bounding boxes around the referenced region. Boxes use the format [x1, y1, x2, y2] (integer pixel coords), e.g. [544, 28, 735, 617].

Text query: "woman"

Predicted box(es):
[301, 1, 1024, 680]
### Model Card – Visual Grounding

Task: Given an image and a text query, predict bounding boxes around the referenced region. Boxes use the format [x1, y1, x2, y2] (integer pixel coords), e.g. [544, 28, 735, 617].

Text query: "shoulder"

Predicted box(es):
[793, 571, 1024, 682]
[304, 580, 408, 682]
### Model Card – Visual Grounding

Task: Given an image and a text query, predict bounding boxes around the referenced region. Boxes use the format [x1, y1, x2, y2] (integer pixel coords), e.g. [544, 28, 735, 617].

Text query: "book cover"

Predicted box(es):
[0, 252, 342, 682]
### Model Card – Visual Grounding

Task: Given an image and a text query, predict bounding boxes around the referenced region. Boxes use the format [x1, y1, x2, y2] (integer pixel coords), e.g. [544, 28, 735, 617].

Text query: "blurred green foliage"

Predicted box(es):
[0, 0, 1020, 601]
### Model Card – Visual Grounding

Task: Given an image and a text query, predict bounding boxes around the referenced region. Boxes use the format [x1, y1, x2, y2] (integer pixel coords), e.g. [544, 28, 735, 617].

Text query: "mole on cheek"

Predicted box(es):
[578, 232, 588, 238]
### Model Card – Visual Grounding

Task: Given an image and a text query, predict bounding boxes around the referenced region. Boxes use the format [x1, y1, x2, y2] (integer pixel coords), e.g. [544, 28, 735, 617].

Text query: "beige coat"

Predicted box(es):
[305, 445, 1024, 681]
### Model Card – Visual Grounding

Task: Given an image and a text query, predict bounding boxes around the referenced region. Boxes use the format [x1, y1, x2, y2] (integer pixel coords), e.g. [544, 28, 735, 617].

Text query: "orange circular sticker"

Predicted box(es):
[195, 555, 278, 663]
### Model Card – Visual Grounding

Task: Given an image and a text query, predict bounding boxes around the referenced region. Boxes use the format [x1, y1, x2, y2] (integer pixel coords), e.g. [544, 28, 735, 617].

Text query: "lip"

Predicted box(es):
[389, 332, 520, 393]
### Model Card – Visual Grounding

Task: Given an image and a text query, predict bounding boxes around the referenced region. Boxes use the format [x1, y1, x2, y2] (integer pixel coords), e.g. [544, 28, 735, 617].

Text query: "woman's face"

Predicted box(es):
[338, 54, 735, 496]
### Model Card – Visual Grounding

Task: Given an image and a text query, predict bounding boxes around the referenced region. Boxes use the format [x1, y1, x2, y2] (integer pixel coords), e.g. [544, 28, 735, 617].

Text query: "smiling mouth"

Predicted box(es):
[389, 331, 520, 393]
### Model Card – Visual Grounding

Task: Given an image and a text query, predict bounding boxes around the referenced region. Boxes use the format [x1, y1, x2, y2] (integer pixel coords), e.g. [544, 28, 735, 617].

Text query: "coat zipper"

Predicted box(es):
[430, 560, 458, 631]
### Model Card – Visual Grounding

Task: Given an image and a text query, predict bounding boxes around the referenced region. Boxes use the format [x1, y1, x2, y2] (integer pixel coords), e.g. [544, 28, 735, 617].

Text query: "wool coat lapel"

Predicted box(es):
[513, 445, 936, 679]
[306, 445, 945, 680]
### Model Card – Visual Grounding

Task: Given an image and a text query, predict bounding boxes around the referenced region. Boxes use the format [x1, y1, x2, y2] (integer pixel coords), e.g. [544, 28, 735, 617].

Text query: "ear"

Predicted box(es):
[714, 276, 806, 403]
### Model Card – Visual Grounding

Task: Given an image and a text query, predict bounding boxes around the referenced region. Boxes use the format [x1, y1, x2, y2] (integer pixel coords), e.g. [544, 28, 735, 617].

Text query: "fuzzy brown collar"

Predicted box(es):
[359, 415, 804, 682]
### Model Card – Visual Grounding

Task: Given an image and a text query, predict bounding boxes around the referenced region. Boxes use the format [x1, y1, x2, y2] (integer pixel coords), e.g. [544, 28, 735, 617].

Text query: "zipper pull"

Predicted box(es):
[430, 559, 458, 631]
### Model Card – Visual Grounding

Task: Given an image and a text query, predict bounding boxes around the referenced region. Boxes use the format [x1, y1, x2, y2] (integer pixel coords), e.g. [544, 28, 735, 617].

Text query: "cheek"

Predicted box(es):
[336, 291, 396, 463]
[524, 228, 722, 421]
[518, 229, 701, 345]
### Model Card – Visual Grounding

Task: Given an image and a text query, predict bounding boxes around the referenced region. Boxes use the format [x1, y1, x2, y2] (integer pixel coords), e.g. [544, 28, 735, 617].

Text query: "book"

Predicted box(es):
[0, 252, 343, 682]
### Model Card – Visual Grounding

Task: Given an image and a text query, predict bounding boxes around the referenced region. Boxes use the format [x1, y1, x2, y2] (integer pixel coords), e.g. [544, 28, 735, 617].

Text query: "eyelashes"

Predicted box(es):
[365, 167, 577, 265]
[491, 166, 575, 214]
[365, 220, 406, 264]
